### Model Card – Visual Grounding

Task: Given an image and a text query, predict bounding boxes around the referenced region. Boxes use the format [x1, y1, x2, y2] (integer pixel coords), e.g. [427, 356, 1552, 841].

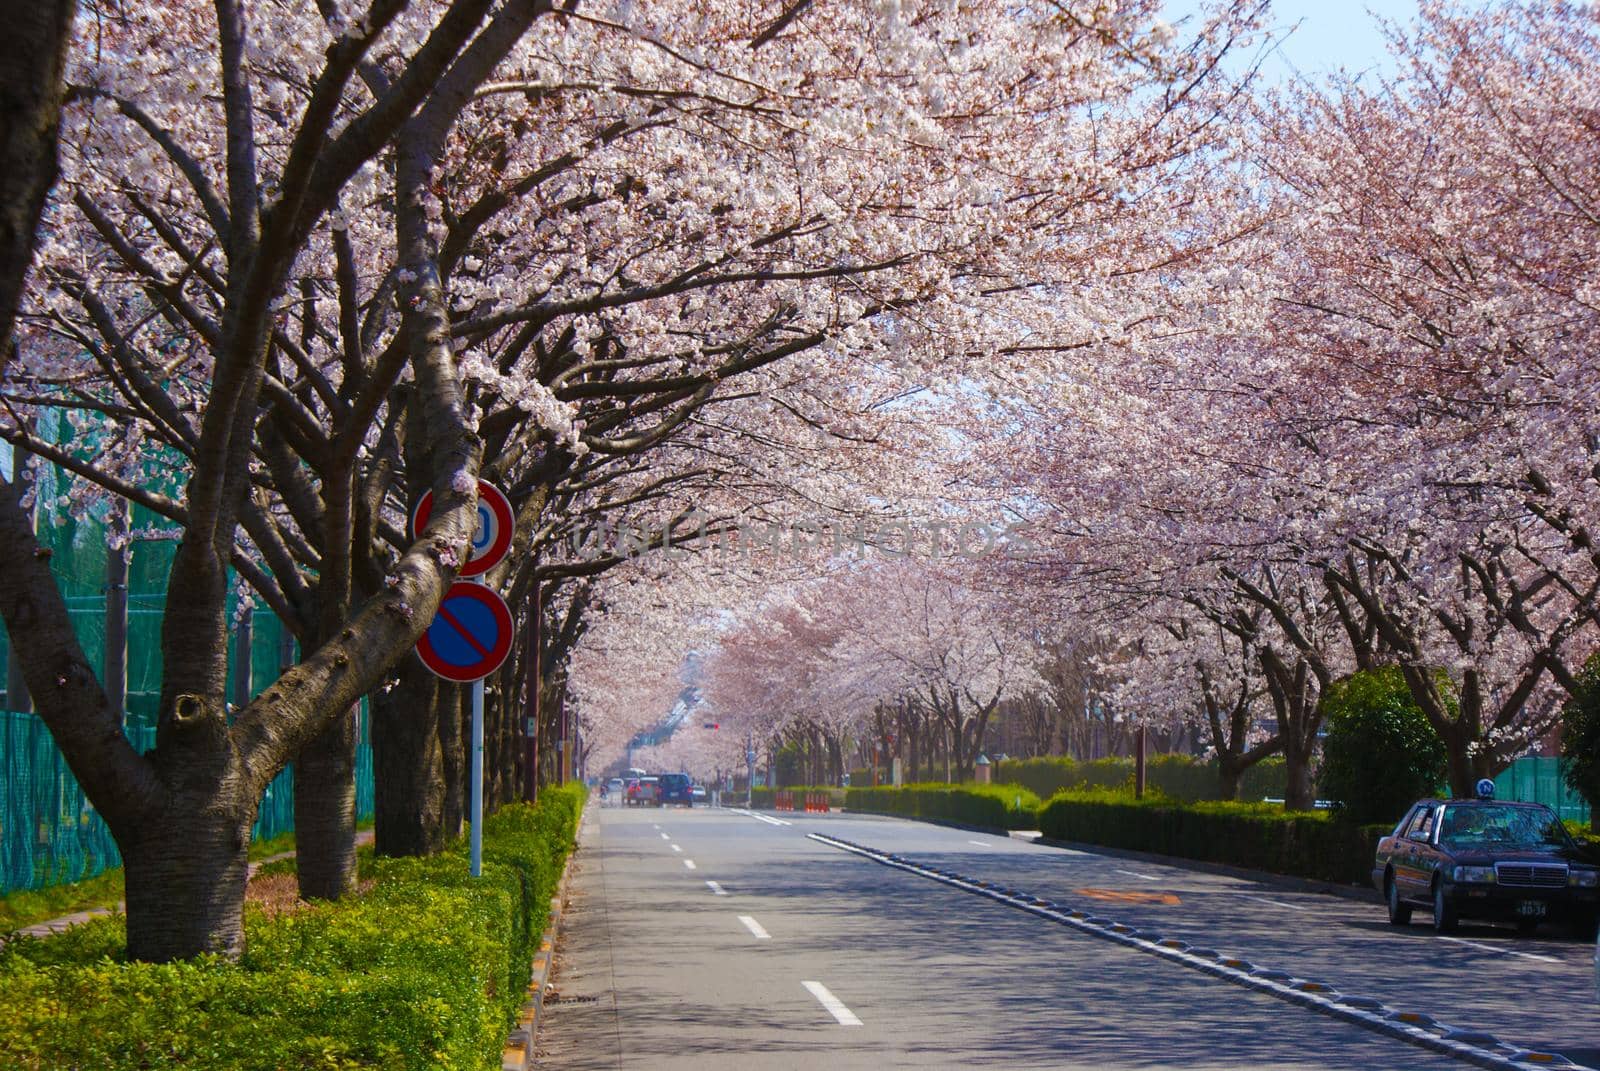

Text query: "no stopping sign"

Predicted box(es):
[411, 480, 514, 578]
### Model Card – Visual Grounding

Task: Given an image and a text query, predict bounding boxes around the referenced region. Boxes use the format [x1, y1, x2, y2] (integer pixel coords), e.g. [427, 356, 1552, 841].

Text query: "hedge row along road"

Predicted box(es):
[533, 805, 1597, 1070]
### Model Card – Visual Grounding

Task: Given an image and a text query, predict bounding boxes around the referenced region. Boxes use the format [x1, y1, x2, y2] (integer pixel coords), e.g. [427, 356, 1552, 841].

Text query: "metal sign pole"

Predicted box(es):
[471, 674, 484, 877]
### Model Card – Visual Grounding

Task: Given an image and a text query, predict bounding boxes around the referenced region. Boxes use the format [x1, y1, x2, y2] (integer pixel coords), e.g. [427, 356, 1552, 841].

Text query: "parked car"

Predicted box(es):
[691, 784, 707, 802]
[1373, 796, 1599, 936]
[657, 772, 694, 807]
[605, 777, 625, 804]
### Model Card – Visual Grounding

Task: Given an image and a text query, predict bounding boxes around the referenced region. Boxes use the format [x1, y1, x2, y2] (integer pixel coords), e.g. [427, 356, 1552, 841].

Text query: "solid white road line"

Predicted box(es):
[1437, 936, 1560, 964]
[1114, 868, 1163, 881]
[1240, 894, 1309, 912]
[968, 840, 992, 847]
[671, 844, 683, 853]
[706, 881, 728, 896]
[684, 859, 697, 870]
[738, 915, 771, 940]
[802, 981, 862, 1026]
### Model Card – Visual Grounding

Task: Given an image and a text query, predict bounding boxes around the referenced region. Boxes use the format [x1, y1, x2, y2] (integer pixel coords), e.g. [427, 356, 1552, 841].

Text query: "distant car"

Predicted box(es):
[657, 772, 694, 807]
[627, 776, 659, 807]
[605, 777, 624, 804]
[691, 784, 707, 802]
[1373, 797, 1599, 937]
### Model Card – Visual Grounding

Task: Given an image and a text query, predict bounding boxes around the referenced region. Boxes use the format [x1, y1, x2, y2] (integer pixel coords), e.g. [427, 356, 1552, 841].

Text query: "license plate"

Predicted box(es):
[1516, 901, 1548, 918]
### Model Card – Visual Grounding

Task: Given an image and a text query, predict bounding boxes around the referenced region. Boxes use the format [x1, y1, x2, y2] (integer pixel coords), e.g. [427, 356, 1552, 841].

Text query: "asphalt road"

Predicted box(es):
[533, 802, 1598, 1070]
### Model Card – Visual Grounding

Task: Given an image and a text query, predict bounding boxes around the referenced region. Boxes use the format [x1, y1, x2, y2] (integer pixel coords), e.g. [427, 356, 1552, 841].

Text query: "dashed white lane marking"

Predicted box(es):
[660, 833, 671, 840]
[1240, 894, 1309, 912]
[684, 860, 697, 870]
[802, 981, 862, 1026]
[671, 844, 683, 853]
[738, 915, 771, 940]
[1437, 936, 1560, 964]
[1114, 868, 1163, 881]
[968, 840, 992, 847]
[706, 881, 728, 895]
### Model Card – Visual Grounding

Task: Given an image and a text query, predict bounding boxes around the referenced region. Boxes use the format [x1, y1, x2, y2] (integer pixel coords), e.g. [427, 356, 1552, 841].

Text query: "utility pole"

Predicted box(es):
[745, 730, 755, 806]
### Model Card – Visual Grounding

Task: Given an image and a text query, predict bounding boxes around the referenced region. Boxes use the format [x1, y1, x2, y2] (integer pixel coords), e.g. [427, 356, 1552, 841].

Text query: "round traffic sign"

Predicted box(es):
[411, 480, 514, 577]
[416, 582, 514, 682]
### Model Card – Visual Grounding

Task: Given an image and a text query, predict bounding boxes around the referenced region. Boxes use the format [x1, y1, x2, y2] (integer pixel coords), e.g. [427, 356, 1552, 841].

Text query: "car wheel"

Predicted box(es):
[1432, 880, 1459, 934]
[1385, 873, 1412, 927]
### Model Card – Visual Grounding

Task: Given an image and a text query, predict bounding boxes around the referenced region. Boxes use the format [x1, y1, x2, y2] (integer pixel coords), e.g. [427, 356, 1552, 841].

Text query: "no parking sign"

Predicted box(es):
[410, 479, 514, 578]
[416, 582, 514, 682]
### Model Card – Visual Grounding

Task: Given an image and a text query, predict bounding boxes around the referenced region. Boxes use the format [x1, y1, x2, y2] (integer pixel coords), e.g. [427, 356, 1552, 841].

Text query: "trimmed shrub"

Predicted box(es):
[0, 785, 584, 1070]
[1037, 790, 1387, 886]
[844, 783, 1041, 829]
[995, 754, 1288, 802]
[1319, 668, 1447, 825]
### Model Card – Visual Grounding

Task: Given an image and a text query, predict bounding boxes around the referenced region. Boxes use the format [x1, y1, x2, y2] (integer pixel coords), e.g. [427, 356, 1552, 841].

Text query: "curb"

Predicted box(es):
[500, 805, 586, 1071]
[807, 832, 1591, 1071]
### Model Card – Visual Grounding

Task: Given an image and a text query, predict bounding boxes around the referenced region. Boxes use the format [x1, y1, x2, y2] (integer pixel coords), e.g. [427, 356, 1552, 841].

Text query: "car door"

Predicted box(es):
[1398, 805, 1439, 897]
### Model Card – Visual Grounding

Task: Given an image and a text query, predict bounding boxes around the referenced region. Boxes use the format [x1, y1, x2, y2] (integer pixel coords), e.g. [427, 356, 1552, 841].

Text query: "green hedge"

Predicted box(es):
[844, 783, 1042, 830]
[995, 754, 1288, 803]
[0, 785, 584, 1070]
[1037, 790, 1385, 886]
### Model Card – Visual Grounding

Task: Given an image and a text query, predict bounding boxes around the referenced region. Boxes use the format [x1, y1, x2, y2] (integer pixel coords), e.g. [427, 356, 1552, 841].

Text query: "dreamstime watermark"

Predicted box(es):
[566, 512, 1040, 563]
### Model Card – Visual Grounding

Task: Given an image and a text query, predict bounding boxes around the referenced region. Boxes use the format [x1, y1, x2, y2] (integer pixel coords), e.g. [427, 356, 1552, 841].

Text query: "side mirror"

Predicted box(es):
[1407, 830, 1432, 844]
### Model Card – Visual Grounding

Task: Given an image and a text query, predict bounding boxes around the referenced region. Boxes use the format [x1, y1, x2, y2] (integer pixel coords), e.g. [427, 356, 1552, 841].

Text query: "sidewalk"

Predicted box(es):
[4, 829, 376, 943]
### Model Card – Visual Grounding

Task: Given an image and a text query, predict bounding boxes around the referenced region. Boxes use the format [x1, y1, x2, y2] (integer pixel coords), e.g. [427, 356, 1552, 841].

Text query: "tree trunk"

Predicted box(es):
[292, 703, 358, 899]
[438, 682, 465, 839]
[372, 656, 445, 857]
[1283, 741, 1316, 811]
[122, 792, 255, 961]
[1217, 755, 1243, 802]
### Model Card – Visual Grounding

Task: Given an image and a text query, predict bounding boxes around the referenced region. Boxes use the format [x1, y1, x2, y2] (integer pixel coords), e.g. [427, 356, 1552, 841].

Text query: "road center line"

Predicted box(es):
[968, 840, 992, 847]
[706, 881, 727, 895]
[684, 859, 697, 870]
[802, 981, 862, 1026]
[1114, 868, 1162, 881]
[738, 915, 771, 940]
[1240, 894, 1309, 912]
[1437, 935, 1560, 963]
[660, 833, 671, 840]
[671, 844, 682, 852]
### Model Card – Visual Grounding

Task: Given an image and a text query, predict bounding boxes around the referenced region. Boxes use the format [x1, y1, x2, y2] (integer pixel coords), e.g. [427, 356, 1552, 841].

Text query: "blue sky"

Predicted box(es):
[1164, 0, 1422, 82]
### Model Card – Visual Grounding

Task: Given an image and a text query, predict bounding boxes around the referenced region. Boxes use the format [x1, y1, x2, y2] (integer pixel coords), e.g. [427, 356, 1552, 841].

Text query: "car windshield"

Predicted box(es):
[1437, 803, 1572, 850]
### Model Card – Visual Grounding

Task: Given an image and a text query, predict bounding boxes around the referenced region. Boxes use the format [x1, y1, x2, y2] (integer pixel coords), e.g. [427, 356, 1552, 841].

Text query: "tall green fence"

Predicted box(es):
[1495, 755, 1590, 824]
[0, 427, 376, 895]
[0, 707, 374, 895]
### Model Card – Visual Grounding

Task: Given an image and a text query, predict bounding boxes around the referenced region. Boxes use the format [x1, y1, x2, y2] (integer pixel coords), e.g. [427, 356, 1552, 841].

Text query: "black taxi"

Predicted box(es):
[1372, 786, 1599, 938]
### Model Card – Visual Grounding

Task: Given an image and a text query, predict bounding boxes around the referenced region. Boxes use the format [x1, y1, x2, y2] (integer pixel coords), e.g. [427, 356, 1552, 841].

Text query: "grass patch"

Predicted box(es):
[0, 820, 375, 934]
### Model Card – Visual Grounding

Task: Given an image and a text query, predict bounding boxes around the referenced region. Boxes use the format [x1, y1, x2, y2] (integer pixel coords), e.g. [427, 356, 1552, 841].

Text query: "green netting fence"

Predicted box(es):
[0, 425, 375, 895]
[1495, 755, 1590, 824]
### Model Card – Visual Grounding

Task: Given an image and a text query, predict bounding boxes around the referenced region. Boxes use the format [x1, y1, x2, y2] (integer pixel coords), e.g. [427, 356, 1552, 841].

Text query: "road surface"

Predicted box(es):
[535, 804, 1599, 1070]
